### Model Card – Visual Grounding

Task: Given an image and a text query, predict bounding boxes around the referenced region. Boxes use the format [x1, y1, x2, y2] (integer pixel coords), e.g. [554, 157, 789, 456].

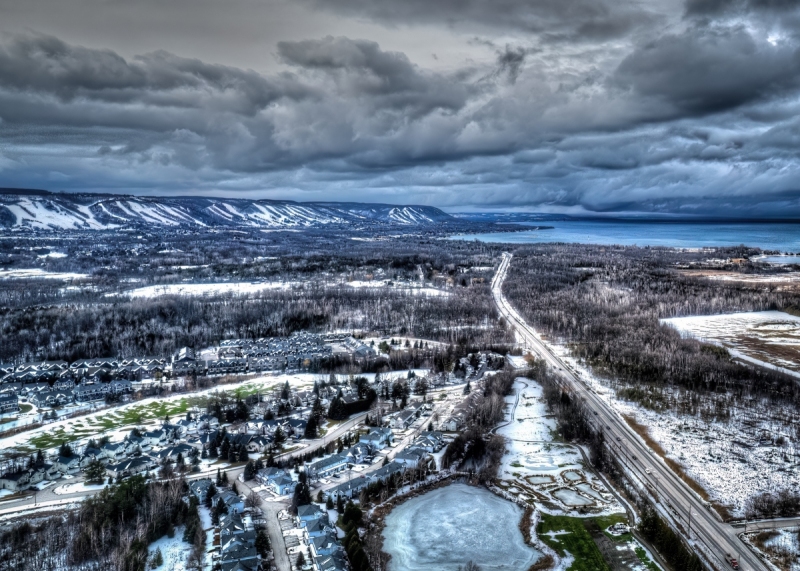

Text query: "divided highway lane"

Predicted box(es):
[492, 253, 767, 571]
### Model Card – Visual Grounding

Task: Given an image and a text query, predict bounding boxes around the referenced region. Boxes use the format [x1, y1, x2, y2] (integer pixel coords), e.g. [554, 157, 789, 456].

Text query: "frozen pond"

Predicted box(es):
[552, 488, 593, 507]
[383, 483, 540, 571]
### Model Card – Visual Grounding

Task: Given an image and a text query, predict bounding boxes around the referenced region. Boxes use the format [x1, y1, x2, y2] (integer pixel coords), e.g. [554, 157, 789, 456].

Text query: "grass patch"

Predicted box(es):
[594, 513, 631, 542]
[537, 514, 610, 571]
[19, 404, 33, 414]
[634, 546, 659, 571]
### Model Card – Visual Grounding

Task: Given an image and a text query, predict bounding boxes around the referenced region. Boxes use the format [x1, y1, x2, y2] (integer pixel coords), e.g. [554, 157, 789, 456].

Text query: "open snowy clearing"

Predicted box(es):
[496, 379, 622, 516]
[117, 281, 297, 298]
[550, 344, 800, 518]
[148, 526, 193, 571]
[0, 268, 89, 280]
[743, 527, 800, 571]
[662, 311, 800, 377]
[115, 278, 450, 299]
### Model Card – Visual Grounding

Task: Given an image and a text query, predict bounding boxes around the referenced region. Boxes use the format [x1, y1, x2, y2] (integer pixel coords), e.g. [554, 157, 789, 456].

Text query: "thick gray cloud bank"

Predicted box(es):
[1, 0, 800, 216]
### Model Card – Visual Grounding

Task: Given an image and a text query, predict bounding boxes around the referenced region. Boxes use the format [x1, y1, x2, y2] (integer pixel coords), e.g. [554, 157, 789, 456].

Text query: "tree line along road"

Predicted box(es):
[492, 252, 769, 571]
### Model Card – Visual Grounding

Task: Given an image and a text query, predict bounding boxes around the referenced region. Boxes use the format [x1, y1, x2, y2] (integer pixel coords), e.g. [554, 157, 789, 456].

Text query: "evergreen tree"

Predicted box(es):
[255, 530, 271, 557]
[243, 460, 256, 481]
[204, 483, 217, 508]
[58, 442, 73, 457]
[273, 426, 286, 448]
[84, 458, 106, 484]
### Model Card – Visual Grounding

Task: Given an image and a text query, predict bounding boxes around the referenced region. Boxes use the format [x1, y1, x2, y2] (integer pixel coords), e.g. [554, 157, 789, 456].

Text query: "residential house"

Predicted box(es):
[311, 532, 343, 558]
[297, 504, 326, 523]
[0, 392, 19, 413]
[393, 446, 428, 468]
[345, 443, 371, 465]
[188, 478, 213, 502]
[391, 409, 416, 430]
[360, 427, 394, 450]
[325, 476, 370, 501]
[55, 455, 81, 475]
[106, 456, 155, 479]
[269, 473, 296, 496]
[214, 490, 245, 515]
[306, 453, 348, 479]
[0, 470, 31, 492]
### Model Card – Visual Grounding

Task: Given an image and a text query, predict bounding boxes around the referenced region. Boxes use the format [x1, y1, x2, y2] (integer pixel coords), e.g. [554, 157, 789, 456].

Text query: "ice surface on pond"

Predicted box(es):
[552, 488, 593, 507]
[383, 484, 540, 571]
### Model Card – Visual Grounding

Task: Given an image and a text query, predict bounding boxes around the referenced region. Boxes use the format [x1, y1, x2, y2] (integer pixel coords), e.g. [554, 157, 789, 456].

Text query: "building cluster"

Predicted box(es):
[268, 427, 446, 571]
[280, 504, 348, 571]
[187, 479, 265, 571]
[0, 332, 376, 414]
[176, 332, 374, 377]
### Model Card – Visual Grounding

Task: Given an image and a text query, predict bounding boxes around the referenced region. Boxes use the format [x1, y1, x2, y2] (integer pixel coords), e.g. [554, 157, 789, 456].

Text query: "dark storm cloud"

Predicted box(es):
[2, 0, 800, 218]
[276, 36, 470, 116]
[685, 0, 799, 16]
[614, 24, 800, 114]
[0, 33, 301, 112]
[297, 0, 661, 42]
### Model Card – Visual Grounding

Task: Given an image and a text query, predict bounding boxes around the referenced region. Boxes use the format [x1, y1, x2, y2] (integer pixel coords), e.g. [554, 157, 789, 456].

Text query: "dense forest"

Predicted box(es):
[0, 476, 203, 571]
[0, 235, 512, 362]
[504, 245, 800, 412]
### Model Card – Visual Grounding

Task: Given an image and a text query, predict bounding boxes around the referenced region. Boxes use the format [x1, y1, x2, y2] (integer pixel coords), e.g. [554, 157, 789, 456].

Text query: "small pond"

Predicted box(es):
[383, 483, 541, 571]
[552, 487, 593, 506]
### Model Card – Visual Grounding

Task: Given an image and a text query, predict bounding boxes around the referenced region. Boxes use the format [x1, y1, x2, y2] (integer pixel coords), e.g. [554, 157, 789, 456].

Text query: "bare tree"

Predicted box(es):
[245, 490, 262, 510]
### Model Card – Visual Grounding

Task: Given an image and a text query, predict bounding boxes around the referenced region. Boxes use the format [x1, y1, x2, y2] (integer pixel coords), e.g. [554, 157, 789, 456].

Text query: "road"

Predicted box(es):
[492, 252, 769, 571]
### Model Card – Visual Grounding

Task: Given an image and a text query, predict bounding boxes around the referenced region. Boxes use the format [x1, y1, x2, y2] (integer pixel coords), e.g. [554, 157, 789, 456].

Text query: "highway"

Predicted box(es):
[492, 252, 768, 571]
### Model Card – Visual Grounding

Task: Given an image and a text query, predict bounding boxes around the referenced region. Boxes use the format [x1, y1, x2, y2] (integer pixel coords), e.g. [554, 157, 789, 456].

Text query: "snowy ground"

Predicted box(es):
[54, 482, 106, 495]
[148, 527, 193, 571]
[117, 281, 297, 298]
[115, 278, 449, 299]
[550, 345, 800, 518]
[662, 311, 800, 377]
[0, 268, 89, 280]
[743, 528, 800, 571]
[496, 379, 623, 517]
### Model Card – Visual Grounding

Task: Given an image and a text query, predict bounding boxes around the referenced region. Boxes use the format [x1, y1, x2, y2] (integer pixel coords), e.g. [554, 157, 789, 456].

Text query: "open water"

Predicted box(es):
[451, 220, 800, 251]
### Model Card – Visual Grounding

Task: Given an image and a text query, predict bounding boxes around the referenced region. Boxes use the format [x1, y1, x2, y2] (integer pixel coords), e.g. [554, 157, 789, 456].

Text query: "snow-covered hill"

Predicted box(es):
[0, 189, 452, 231]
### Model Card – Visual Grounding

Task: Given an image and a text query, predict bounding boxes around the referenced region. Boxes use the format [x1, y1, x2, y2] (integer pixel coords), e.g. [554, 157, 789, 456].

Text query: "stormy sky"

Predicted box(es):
[2, 0, 800, 216]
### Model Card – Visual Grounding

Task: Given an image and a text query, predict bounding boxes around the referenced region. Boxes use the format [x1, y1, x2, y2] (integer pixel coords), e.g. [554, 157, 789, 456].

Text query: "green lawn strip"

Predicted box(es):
[634, 546, 659, 571]
[537, 514, 611, 571]
[19, 404, 33, 414]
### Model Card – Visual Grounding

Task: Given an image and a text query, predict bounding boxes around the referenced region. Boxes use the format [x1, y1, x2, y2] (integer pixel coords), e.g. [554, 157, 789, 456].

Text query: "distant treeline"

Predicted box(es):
[504, 245, 800, 411]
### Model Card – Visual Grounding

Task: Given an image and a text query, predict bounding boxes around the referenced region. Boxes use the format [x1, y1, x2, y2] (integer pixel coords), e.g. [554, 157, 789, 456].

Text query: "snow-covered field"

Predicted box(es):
[550, 345, 800, 518]
[744, 528, 800, 571]
[118, 281, 296, 298]
[496, 379, 622, 516]
[115, 278, 449, 299]
[148, 527, 193, 571]
[345, 280, 449, 297]
[662, 311, 800, 377]
[0, 268, 89, 280]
